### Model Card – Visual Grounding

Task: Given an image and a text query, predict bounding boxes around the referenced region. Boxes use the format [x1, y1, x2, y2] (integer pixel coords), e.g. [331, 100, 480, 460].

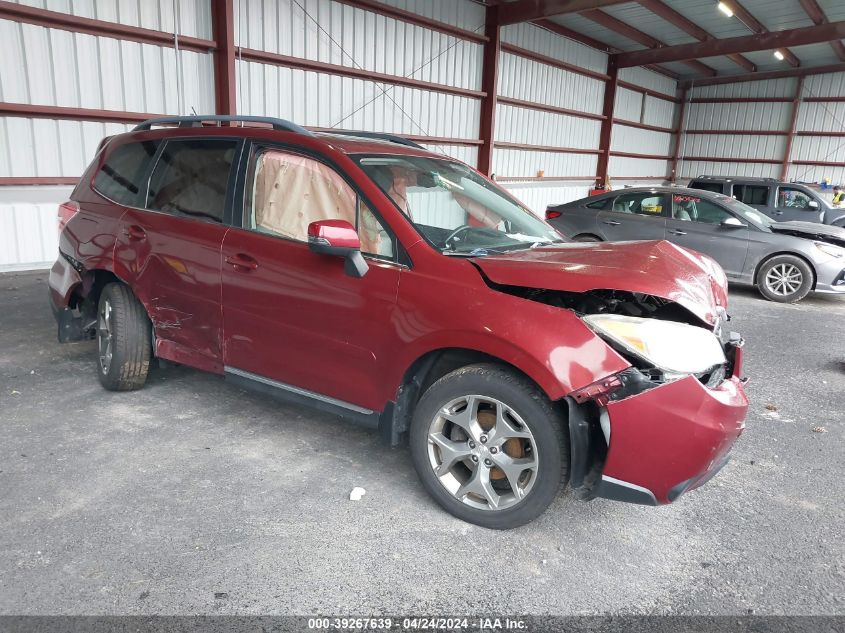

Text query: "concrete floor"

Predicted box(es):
[1, 270, 843, 616]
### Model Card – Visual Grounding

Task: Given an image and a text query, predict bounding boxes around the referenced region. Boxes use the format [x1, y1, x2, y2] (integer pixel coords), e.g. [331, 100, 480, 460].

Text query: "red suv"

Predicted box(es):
[49, 115, 748, 529]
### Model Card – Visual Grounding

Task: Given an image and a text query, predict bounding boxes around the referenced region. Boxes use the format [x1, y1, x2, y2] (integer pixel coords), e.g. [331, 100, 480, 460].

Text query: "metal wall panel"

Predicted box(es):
[686, 102, 792, 131]
[611, 124, 673, 155]
[618, 67, 676, 96]
[9, 0, 212, 39]
[608, 156, 669, 179]
[682, 133, 786, 161]
[376, 0, 485, 31]
[495, 103, 600, 149]
[0, 20, 215, 113]
[500, 181, 591, 216]
[236, 59, 480, 138]
[791, 135, 845, 163]
[643, 95, 676, 128]
[497, 52, 604, 115]
[691, 78, 798, 100]
[613, 87, 642, 122]
[786, 163, 845, 187]
[0, 117, 131, 177]
[677, 160, 780, 180]
[233, 0, 483, 91]
[803, 71, 845, 99]
[421, 143, 477, 167]
[0, 202, 60, 270]
[492, 149, 597, 179]
[501, 23, 608, 75]
[796, 101, 845, 133]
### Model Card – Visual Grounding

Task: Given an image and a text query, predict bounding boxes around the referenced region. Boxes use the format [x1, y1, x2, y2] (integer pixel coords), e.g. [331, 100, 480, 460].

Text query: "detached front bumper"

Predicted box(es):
[815, 262, 845, 294]
[583, 344, 748, 506]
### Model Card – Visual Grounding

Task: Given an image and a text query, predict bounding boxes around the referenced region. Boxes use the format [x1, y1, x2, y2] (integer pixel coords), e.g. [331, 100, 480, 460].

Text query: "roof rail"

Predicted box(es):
[133, 115, 312, 135]
[326, 129, 426, 150]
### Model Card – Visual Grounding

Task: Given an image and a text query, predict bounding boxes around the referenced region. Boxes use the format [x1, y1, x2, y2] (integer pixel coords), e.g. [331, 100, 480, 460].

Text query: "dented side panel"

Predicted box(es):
[114, 209, 229, 373]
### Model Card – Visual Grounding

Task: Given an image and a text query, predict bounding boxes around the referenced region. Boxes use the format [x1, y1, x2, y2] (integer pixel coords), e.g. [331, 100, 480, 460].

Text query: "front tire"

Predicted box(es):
[96, 283, 151, 391]
[410, 364, 568, 529]
[756, 255, 813, 303]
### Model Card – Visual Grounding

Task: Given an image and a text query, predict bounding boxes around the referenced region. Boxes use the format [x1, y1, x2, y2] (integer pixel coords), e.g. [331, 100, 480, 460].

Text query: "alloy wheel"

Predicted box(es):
[765, 263, 803, 297]
[98, 298, 113, 374]
[426, 395, 539, 511]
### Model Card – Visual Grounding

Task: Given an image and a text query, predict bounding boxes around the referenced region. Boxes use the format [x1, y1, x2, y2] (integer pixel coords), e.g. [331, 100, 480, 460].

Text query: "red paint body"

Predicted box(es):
[48, 125, 749, 506]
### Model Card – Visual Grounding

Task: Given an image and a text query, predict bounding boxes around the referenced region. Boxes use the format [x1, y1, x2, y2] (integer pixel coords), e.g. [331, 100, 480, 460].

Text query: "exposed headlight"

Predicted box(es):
[814, 242, 845, 258]
[583, 314, 726, 375]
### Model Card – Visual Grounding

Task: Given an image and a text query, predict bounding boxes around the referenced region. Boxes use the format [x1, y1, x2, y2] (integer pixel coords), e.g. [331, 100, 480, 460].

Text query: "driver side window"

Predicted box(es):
[777, 187, 812, 210]
[247, 149, 394, 260]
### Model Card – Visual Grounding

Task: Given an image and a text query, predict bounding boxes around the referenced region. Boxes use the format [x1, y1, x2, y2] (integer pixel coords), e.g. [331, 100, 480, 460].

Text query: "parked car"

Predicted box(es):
[546, 187, 845, 303]
[688, 175, 845, 227]
[49, 116, 748, 529]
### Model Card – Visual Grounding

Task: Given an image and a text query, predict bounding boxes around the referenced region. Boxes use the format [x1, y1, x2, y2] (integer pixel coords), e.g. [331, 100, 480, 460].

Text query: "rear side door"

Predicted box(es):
[220, 145, 402, 414]
[772, 185, 825, 223]
[115, 137, 242, 372]
[732, 183, 772, 215]
[665, 193, 749, 279]
[596, 191, 669, 241]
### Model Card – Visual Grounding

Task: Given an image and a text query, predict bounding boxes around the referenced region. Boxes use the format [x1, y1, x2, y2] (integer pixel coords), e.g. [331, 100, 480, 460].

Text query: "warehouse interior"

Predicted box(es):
[3, 0, 845, 270]
[1, 0, 844, 622]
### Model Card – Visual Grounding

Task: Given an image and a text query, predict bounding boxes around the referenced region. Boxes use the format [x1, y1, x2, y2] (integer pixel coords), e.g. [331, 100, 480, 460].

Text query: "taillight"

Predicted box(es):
[546, 209, 562, 220]
[58, 201, 79, 232]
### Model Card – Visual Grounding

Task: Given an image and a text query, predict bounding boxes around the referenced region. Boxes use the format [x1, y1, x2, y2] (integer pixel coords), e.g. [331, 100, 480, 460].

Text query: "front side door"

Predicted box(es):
[665, 193, 749, 278]
[596, 191, 669, 241]
[772, 185, 824, 223]
[221, 146, 402, 413]
[115, 138, 241, 371]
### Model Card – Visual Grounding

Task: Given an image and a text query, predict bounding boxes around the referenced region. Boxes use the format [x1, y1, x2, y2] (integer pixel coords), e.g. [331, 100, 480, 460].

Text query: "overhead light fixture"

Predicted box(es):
[774, 50, 785, 60]
[717, 2, 733, 17]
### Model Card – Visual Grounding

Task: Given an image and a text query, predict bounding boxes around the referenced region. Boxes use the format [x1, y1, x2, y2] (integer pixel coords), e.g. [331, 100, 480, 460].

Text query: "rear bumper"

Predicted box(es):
[596, 364, 748, 506]
[48, 254, 88, 342]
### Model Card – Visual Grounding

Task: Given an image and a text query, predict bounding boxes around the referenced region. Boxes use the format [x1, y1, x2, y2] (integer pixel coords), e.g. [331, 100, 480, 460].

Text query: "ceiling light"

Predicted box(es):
[774, 50, 785, 60]
[717, 2, 733, 17]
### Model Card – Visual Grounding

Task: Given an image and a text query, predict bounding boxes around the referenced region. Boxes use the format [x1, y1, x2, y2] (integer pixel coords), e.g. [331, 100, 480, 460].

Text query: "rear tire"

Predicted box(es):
[756, 255, 813, 303]
[410, 364, 568, 529]
[96, 283, 151, 391]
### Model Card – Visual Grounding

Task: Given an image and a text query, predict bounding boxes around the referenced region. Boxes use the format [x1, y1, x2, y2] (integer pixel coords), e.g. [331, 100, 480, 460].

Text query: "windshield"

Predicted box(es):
[717, 195, 773, 229]
[355, 155, 563, 255]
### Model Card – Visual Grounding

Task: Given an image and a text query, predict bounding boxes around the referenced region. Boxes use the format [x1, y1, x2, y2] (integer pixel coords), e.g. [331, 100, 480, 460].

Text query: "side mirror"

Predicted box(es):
[307, 220, 369, 278]
[808, 199, 819, 209]
[721, 217, 745, 228]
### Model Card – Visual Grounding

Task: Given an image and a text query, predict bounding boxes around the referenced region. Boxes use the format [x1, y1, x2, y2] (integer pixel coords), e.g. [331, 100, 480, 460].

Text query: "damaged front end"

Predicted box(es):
[488, 284, 747, 506]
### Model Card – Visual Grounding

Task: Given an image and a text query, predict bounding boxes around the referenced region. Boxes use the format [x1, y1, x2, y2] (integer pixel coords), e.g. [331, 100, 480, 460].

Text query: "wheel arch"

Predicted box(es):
[754, 251, 818, 290]
[379, 345, 568, 447]
[572, 233, 603, 242]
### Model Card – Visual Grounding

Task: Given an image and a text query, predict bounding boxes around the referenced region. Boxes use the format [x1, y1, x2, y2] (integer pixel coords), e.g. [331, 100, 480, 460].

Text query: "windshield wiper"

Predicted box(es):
[442, 247, 507, 257]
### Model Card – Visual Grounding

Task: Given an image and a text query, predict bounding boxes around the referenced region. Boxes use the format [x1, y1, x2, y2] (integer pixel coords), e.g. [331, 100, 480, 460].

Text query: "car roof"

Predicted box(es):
[595, 186, 724, 199]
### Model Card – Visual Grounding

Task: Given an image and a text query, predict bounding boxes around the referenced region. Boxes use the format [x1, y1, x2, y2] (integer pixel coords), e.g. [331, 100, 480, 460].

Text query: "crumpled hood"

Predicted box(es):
[473, 240, 727, 325]
[770, 221, 845, 248]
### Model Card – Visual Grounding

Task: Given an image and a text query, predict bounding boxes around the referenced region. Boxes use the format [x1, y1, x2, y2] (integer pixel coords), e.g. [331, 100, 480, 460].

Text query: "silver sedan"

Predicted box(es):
[546, 187, 845, 303]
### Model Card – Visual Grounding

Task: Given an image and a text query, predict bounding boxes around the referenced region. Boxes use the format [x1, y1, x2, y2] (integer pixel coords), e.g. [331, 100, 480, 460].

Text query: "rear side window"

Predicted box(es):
[688, 181, 724, 194]
[585, 197, 612, 210]
[146, 139, 239, 223]
[733, 184, 768, 206]
[610, 192, 666, 217]
[93, 141, 159, 206]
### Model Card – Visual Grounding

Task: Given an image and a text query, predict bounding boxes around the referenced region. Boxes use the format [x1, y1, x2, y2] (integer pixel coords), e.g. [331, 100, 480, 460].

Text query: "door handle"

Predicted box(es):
[669, 229, 687, 236]
[124, 225, 147, 241]
[603, 220, 622, 226]
[773, 211, 783, 215]
[225, 253, 259, 271]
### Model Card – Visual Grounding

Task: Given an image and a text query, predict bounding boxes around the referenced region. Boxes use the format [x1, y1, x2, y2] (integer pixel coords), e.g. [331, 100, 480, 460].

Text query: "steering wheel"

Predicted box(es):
[444, 224, 473, 250]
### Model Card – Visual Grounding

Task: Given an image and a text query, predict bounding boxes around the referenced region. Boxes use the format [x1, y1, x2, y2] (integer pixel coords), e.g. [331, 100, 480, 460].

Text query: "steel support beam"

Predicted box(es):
[335, 0, 487, 43]
[595, 56, 618, 190]
[680, 63, 845, 88]
[618, 22, 845, 68]
[211, 0, 236, 116]
[580, 8, 716, 77]
[722, 0, 800, 66]
[781, 77, 805, 181]
[798, 0, 845, 62]
[477, 5, 501, 177]
[499, 0, 630, 26]
[636, 0, 756, 73]
[670, 88, 688, 183]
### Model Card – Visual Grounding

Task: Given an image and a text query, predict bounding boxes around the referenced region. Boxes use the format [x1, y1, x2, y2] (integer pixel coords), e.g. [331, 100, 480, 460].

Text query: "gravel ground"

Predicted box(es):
[1, 270, 843, 616]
